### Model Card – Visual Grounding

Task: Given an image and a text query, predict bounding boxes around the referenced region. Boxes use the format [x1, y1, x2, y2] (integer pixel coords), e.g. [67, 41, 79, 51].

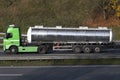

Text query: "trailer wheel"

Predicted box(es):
[94, 46, 101, 53]
[83, 46, 91, 53]
[10, 46, 18, 54]
[38, 46, 47, 54]
[73, 46, 81, 53]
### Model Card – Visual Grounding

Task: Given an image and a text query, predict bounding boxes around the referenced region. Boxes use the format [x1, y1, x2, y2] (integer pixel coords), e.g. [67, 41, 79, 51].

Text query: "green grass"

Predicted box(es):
[0, 59, 120, 66]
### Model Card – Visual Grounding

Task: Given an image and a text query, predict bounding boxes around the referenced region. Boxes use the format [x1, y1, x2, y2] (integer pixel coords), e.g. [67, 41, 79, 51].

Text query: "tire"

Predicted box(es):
[73, 46, 81, 53]
[83, 46, 91, 53]
[94, 46, 101, 53]
[38, 46, 47, 54]
[9, 46, 18, 54]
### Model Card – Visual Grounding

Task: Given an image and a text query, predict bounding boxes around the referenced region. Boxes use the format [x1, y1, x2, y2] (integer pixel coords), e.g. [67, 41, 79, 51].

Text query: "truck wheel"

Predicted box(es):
[38, 46, 47, 54]
[10, 46, 18, 54]
[83, 46, 91, 53]
[73, 46, 81, 53]
[94, 46, 101, 53]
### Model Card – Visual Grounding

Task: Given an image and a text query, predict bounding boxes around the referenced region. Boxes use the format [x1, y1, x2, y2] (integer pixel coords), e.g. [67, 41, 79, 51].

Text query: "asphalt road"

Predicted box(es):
[0, 65, 120, 80]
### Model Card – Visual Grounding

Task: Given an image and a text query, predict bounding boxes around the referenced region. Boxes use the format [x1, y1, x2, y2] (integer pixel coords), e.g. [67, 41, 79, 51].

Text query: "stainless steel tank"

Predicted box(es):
[27, 26, 113, 43]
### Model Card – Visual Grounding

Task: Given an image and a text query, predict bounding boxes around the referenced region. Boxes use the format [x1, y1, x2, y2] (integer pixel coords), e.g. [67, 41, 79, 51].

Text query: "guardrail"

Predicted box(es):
[0, 53, 119, 60]
[0, 33, 3, 48]
[0, 37, 3, 47]
[0, 33, 5, 35]
[0, 44, 3, 46]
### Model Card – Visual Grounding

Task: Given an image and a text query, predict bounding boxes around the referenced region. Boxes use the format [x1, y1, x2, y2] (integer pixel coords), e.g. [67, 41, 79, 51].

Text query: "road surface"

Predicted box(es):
[0, 65, 120, 80]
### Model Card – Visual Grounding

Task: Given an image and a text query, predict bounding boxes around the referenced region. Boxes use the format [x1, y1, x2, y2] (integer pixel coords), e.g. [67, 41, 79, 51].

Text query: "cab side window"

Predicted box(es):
[6, 33, 12, 39]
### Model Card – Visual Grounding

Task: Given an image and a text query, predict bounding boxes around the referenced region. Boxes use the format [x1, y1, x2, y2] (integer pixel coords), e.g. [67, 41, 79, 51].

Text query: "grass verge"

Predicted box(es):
[0, 59, 120, 66]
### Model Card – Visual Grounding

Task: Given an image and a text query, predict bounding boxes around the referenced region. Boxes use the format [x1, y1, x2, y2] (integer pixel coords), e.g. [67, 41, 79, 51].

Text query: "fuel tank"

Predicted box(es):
[27, 26, 113, 43]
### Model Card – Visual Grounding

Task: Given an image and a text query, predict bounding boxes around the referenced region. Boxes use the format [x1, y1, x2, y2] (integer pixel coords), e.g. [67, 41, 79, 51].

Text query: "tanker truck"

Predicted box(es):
[3, 25, 117, 54]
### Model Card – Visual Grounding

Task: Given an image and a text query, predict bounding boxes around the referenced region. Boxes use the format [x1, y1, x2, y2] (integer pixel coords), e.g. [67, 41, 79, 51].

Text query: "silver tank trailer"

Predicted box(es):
[27, 26, 113, 43]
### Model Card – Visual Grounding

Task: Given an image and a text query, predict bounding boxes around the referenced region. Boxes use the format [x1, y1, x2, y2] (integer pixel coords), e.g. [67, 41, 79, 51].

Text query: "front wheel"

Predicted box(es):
[38, 46, 47, 54]
[10, 46, 18, 54]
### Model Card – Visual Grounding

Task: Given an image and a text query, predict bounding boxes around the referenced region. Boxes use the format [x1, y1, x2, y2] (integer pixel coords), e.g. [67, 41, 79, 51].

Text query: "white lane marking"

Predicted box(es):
[0, 74, 23, 77]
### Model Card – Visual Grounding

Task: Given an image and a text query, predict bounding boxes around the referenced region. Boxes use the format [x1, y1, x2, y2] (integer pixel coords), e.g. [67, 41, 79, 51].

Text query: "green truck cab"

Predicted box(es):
[3, 25, 38, 54]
